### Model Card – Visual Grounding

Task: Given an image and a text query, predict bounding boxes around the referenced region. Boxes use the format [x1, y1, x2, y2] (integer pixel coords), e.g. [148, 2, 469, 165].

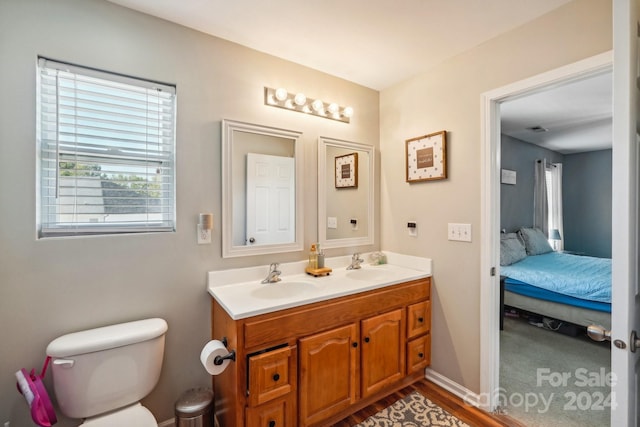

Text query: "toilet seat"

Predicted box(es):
[81, 403, 157, 426]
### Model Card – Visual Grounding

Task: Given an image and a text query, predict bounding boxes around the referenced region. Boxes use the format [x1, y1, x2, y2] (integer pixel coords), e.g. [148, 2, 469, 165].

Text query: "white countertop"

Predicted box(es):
[208, 252, 432, 320]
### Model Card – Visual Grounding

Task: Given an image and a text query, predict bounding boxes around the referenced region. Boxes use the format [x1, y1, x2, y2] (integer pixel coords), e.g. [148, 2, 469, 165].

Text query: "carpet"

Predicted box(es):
[353, 391, 470, 427]
[500, 316, 611, 427]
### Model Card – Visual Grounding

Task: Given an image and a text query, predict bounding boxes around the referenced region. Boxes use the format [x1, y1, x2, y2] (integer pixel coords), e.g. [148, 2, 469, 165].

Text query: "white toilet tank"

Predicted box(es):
[46, 318, 168, 419]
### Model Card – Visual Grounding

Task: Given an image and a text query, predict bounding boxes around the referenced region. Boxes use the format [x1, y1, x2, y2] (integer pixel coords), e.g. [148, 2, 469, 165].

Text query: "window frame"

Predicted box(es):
[36, 58, 177, 238]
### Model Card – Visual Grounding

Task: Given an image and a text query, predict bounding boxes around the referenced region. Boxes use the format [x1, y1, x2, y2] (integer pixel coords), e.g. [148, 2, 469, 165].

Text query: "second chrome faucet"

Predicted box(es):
[347, 253, 364, 270]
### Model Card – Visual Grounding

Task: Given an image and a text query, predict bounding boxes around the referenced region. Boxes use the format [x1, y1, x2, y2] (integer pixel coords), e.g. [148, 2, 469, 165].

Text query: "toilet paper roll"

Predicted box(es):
[200, 340, 231, 375]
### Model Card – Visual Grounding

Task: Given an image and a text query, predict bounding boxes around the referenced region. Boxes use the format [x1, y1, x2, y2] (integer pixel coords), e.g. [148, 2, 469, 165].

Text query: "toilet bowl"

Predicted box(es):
[46, 318, 168, 426]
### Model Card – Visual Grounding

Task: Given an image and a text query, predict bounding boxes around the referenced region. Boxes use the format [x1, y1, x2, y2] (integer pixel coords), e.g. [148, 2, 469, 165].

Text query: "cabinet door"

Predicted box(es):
[298, 323, 358, 426]
[361, 309, 405, 398]
[407, 300, 430, 339]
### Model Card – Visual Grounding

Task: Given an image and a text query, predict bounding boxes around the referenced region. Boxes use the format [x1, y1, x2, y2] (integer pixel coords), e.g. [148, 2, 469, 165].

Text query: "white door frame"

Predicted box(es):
[479, 51, 613, 412]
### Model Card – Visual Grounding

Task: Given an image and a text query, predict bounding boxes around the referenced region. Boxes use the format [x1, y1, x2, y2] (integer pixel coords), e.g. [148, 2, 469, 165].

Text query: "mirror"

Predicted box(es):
[222, 119, 303, 258]
[318, 136, 374, 249]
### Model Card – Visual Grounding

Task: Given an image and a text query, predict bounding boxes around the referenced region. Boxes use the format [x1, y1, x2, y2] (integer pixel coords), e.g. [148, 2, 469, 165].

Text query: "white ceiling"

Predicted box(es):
[106, 0, 571, 90]
[106, 0, 608, 154]
[500, 71, 612, 154]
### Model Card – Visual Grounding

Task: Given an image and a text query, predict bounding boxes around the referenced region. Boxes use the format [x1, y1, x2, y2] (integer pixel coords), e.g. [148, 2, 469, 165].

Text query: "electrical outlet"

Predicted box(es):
[350, 218, 358, 231]
[407, 221, 417, 236]
[197, 224, 212, 244]
[448, 223, 472, 242]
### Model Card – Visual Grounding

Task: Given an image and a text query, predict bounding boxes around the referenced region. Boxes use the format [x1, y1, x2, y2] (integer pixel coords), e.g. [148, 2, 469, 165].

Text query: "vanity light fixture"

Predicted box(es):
[264, 87, 353, 123]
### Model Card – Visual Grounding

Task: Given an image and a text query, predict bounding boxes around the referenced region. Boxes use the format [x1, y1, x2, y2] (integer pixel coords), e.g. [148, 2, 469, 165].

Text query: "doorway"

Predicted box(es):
[478, 51, 613, 418]
[497, 69, 613, 426]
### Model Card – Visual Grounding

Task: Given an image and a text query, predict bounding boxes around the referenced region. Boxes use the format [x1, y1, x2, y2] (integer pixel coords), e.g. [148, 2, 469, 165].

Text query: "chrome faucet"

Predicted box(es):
[261, 262, 282, 283]
[347, 253, 364, 270]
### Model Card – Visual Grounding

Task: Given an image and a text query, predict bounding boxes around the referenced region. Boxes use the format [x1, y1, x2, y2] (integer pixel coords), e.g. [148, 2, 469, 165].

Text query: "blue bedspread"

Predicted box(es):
[500, 252, 611, 303]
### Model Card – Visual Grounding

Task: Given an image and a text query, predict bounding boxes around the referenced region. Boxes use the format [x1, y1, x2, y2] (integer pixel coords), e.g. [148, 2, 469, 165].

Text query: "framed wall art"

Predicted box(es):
[335, 152, 358, 188]
[405, 130, 447, 183]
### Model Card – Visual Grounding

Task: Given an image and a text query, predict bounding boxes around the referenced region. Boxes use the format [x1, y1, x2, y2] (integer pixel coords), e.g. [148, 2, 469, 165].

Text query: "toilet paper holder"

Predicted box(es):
[214, 337, 236, 366]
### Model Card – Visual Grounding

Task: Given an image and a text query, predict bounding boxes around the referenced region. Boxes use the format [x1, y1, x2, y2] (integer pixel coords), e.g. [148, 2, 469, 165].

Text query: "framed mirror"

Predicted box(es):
[318, 136, 374, 249]
[222, 119, 303, 258]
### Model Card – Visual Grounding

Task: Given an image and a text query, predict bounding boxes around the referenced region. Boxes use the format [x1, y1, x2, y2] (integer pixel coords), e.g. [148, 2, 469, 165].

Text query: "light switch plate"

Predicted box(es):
[448, 223, 472, 242]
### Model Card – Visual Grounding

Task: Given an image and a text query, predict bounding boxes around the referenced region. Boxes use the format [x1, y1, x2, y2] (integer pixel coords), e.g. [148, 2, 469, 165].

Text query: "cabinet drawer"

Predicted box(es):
[248, 346, 297, 407]
[407, 300, 430, 339]
[245, 396, 294, 427]
[407, 333, 431, 374]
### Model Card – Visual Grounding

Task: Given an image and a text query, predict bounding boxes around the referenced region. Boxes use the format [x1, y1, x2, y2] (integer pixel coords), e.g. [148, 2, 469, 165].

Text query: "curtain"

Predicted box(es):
[549, 163, 564, 251]
[533, 159, 548, 235]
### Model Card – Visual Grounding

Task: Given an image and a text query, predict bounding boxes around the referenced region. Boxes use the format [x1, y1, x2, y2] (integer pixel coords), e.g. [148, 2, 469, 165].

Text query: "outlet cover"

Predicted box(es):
[327, 217, 338, 229]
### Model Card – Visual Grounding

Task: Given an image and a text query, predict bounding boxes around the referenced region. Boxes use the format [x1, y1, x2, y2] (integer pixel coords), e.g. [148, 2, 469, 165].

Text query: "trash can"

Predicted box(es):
[175, 387, 214, 427]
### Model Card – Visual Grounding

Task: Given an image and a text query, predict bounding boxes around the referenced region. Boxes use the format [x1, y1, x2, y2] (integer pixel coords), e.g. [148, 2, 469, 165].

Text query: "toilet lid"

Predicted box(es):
[81, 403, 157, 427]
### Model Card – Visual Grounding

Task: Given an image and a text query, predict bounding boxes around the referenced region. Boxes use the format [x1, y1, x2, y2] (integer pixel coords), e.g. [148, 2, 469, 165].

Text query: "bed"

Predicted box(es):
[499, 228, 611, 329]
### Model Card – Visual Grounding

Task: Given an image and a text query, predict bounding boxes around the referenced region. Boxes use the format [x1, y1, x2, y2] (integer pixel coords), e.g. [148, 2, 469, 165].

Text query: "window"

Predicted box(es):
[37, 58, 176, 237]
[545, 163, 564, 250]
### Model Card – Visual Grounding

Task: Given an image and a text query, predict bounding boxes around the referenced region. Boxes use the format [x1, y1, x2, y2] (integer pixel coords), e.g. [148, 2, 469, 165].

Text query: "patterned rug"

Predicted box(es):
[354, 391, 471, 427]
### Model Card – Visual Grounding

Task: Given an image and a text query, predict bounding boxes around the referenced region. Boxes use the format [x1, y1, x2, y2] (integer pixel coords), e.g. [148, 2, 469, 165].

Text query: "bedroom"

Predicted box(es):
[498, 70, 613, 426]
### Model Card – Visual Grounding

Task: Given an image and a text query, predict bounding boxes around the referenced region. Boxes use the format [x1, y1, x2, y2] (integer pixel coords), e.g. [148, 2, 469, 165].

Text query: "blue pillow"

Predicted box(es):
[500, 233, 527, 266]
[518, 227, 553, 255]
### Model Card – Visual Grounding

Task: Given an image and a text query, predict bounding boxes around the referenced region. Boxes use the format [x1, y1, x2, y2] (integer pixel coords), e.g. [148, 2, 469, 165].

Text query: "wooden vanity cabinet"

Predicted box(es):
[211, 277, 431, 427]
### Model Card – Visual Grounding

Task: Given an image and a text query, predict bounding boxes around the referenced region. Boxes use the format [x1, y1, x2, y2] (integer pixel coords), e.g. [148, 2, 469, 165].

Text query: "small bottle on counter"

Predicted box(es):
[309, 244, 318, 269]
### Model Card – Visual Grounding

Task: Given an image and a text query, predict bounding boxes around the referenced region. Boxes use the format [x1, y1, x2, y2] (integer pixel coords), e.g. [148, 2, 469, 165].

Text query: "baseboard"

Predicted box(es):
[158, 419, 175, 427]
[425, 368, 481, 407]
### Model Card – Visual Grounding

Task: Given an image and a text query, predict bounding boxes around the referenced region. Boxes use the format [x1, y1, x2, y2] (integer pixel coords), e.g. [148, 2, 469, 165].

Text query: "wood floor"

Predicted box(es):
[332, 378, 526, 427]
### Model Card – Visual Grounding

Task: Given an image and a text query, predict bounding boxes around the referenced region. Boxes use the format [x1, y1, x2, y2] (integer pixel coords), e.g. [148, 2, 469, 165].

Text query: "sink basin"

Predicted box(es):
[250, 281, 317, 300]
[346, 268, 394, 281]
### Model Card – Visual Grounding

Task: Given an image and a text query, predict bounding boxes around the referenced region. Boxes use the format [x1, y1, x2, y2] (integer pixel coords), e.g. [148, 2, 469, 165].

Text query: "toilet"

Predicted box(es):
[46, 318, 168, 426]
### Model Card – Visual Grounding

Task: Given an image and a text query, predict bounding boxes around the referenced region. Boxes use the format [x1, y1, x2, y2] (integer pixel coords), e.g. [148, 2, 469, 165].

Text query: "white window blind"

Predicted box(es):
[37, 58, 176, 237]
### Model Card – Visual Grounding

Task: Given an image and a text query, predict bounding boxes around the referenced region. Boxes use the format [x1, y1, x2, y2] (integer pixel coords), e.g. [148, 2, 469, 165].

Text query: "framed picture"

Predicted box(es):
[405, 130, 447, 183]
[335, 152, 358, 188]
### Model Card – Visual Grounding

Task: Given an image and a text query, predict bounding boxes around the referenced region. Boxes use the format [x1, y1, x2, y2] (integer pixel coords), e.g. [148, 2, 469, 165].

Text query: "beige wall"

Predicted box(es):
[379, 0, 611, 392]
[0, 0, 379, 424]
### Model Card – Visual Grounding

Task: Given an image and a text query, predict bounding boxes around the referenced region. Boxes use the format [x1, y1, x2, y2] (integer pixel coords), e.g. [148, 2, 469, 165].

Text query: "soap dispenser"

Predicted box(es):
[309, 244, 318, 269]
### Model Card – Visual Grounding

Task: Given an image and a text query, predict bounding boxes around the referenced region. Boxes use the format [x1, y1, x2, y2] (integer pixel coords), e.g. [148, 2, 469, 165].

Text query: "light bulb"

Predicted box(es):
[343, 106, 354, 118]
[275, 88, 288, 102]
[284, 99, 294, 109]
[327, 103, 339, 114]
[294, 93, 306, 106]
[312, 99, 324, 113]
